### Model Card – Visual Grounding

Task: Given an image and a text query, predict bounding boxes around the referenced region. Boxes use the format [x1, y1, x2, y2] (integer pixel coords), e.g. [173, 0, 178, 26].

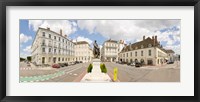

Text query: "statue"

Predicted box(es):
[93, 40, 100, 58]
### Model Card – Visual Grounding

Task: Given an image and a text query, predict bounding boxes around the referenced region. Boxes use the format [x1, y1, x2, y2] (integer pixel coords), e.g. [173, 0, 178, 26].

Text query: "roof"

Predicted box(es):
[75, 41, 89, 45]
[121, 37, 159, 52]
[105, 39, 118, 43]
[121, 37, 160, 52]
[165, 49, 175, 53]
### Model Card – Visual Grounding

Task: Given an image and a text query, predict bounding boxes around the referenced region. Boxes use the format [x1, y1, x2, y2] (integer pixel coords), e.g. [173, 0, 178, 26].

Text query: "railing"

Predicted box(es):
[41, 43, 46, 46]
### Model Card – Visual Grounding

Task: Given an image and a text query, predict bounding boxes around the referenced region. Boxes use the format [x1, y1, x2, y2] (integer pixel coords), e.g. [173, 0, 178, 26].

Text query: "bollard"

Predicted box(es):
[113, 67, 118, 81]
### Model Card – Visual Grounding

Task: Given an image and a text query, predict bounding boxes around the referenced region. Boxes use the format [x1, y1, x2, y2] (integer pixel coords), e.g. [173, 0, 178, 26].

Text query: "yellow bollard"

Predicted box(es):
[113, 68, 118, 81]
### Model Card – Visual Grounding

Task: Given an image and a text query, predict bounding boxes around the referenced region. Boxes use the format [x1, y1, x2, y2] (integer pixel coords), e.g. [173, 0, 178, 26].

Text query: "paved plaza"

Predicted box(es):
[19, 61, 180, 82]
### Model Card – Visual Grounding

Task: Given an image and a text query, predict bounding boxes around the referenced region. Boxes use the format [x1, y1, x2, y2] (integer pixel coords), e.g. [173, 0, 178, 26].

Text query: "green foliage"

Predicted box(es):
[87, 64, 93, 73]
[20, 57, 25, 62]
[100, 63, 107, 73]
[27, 56, 32, 62]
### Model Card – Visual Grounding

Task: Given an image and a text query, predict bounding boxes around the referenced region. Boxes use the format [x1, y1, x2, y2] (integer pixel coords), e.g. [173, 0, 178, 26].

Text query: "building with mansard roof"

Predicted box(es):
[119, 35, 174, 65]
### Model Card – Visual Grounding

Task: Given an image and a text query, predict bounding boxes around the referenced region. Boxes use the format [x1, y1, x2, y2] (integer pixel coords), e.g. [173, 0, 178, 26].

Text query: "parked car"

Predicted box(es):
[130, 62, 135, 66]
[167, 61, 174, 64]
[64, 63, 68, 66]
[52, 64, 60, 68]
[75, 61, 79, 64]
[121, 61, 127, 64]
[58, 63, 65, 67]
[127, 62, 131, 66]
[135, 62, 142, 67]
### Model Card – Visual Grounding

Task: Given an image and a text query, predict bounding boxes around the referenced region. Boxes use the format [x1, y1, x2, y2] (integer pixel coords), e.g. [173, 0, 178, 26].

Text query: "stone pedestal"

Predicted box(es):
[81, 59, 111, 82]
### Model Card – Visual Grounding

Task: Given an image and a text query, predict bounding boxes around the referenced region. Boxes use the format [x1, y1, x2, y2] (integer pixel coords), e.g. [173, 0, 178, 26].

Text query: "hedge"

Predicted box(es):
[100, 63, 107, 73]
[87, 64, 93, 73]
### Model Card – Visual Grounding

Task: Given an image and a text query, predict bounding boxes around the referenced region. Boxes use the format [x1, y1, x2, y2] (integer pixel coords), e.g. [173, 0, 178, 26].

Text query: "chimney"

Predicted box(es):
[152, 36, 154, 40]
[60, 29, 62, 36]
[47, 27, 50, 30]
[143, 36, 145, 40]
[155, 35, 157, 42]
[64, 35, 67, 38]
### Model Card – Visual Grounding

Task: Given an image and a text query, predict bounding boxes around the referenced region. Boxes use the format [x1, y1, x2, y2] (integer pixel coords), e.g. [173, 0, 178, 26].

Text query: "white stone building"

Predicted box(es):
[165, 50, 175, 62]
[101, 39, 125, 62]
[75, 41, 93, 63]
[31, 27, 75, 65]
[119, 36, 172, 66]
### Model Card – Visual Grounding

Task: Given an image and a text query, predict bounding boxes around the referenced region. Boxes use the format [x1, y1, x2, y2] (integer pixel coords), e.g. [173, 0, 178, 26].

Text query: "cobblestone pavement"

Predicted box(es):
[105, 61, 180, 82]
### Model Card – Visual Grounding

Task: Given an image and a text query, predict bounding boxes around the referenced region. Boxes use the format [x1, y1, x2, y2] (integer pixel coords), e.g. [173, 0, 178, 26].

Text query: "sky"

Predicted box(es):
[20, 20, 180, 58]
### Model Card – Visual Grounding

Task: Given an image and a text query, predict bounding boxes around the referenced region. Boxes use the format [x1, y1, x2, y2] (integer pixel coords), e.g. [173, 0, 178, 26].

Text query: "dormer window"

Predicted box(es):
[141, 45, 144, 48]
[148, 44, 152, 47]
[135, 47, 138, 50]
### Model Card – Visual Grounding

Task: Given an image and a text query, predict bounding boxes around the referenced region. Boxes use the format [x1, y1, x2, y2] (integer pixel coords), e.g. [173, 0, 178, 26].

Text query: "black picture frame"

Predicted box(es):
[0, 0, 199, 102]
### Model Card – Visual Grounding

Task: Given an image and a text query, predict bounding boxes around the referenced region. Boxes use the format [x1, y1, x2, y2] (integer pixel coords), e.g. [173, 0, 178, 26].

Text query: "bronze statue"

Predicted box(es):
[93, 40, 100, 58]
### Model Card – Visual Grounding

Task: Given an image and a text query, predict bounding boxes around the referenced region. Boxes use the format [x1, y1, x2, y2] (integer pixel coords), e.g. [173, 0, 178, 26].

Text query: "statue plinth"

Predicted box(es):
[81, 58, 111, 82]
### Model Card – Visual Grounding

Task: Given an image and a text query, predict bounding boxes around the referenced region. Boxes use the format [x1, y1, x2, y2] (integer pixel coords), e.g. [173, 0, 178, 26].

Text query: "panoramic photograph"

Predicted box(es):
[19, 20, 180, 82]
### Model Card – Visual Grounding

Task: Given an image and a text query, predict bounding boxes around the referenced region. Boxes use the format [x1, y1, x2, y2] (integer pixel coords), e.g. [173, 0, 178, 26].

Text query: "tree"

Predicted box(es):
[27, 56, 32, 62]
[20, 57, 25, 62]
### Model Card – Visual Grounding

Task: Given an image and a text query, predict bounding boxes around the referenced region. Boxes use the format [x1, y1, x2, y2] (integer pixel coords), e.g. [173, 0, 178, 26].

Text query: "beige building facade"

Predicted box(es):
[31, 27, 75, 65]
[101, 39, 125, 62]
[119, 36, 172, 66]
[75, 41, 93, 63]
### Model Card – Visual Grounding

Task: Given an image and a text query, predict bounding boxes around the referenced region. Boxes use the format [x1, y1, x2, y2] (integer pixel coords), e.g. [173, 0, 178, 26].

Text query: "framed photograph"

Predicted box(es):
[0, 0, 199, 102]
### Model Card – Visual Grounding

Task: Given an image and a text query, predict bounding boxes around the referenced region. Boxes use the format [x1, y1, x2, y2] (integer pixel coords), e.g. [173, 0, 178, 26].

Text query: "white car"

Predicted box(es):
[130, 62, 135, 66]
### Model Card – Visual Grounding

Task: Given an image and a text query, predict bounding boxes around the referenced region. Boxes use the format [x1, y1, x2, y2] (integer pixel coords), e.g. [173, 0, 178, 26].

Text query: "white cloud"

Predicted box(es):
[21, 45, 32, 59]
[20, 33, 32, 43]
[29, 20, 77, 36]
[77, 20, 180, 41]
[29, 20, 43, 31]
[77, 20, 180, 54]
[74, 36, 93, 45]
[23, 45, 31, 53]
[20, 52, 31, 58]
[164, 44, 180, 55]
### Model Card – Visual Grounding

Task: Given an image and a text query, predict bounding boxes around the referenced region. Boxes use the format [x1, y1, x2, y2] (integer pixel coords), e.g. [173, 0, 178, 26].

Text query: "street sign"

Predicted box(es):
[113, 68, 118, 81]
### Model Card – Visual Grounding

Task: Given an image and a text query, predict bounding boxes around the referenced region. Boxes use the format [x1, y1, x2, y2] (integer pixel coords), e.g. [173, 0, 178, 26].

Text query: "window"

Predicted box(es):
[59, 37, 60, 41]
[148, 44, 152, 47]
[54, 49, 56, 53]
[63, 39, 64, 42]
[49, 34, 51, 38]
[62, 58, 64, 61]
[58, 57, 60, 61]
[42, 48, 45, 52]
[49, 48, 51, 53]
[54, 36, 56, 40]
[59, 50, 60, 53]
[126, 53, 128, 57]
[141, 45, 144, 48]
[135, 51, 137, 57]
[149, 50, 151, 56]
[130, 52, 132, 57]
[42, 32, 45, 37]
[141, 51, 143, 56]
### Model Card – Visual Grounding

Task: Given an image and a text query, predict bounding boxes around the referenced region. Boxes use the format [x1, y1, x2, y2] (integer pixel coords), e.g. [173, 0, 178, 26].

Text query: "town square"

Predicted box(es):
[20, 20, 180, 82]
